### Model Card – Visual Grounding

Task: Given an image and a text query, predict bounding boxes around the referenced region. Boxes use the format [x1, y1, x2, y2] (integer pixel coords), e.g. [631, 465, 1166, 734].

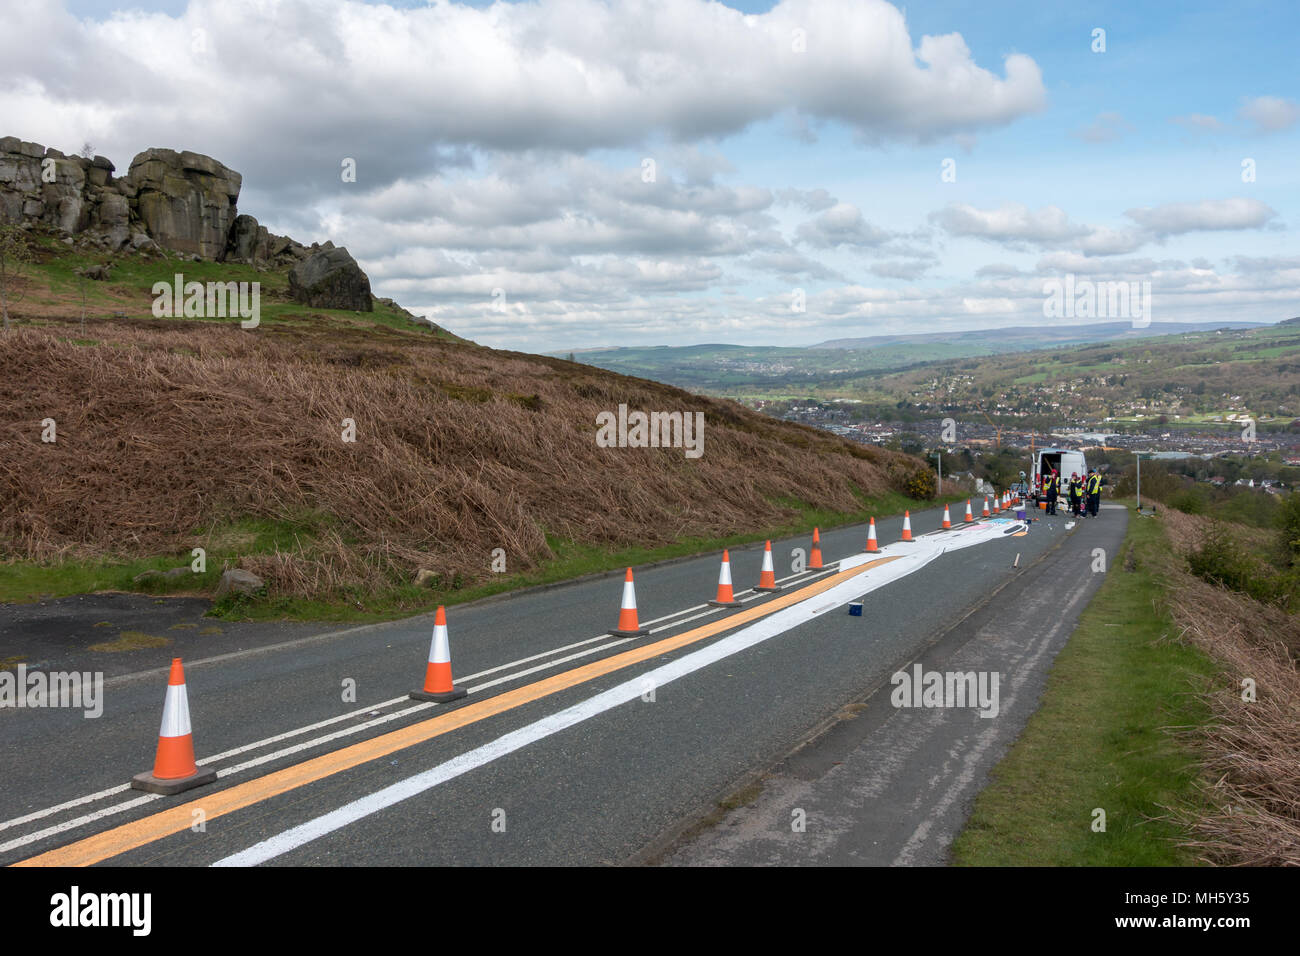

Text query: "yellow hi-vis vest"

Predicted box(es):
[1088, 474, 1101, 494]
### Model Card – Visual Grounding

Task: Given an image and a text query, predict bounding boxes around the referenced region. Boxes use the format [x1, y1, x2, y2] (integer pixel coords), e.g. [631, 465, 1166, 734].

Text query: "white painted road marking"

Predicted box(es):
[215, 522, 1021, 866]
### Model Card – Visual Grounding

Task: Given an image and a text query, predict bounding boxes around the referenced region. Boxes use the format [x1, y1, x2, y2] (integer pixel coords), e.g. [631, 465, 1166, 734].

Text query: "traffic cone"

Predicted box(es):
[410, 606, 468, 703]
[809, 528, 824, 570]
[992, 494, 1001, 514]
[865, 517, 879, 553]
[130, 658, 217, 795]
[942, 504, 952, 529]
[900, 510, 914, 542]
[982, 496, 990, 517]
[708, 550, 742, 608]
[609, 567, 651, 636]
[964, 499, 974, 522]
[755, 540, 781, 592]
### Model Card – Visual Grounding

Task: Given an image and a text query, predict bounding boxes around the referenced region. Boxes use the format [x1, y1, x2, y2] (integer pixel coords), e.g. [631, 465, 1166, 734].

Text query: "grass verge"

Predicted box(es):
[950, 505, 1218, 865]
[0, 490, 960, 624]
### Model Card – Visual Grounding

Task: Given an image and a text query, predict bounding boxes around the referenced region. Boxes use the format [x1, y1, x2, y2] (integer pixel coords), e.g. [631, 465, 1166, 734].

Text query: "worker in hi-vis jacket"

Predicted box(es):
[1087, 470, 1102, 518]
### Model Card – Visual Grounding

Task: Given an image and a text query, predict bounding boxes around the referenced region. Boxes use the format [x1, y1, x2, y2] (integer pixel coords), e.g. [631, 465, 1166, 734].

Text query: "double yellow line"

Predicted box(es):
[16, 556, 897, 867]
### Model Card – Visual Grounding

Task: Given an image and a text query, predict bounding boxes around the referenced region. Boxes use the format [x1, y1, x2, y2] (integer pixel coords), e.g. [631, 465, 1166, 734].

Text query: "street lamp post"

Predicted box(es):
[1135, 451, 1153, 512]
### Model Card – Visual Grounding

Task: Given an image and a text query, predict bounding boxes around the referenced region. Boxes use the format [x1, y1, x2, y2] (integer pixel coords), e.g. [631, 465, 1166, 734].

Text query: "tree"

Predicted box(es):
[76, 268, 88, 336]
[0, 224, 34, 331]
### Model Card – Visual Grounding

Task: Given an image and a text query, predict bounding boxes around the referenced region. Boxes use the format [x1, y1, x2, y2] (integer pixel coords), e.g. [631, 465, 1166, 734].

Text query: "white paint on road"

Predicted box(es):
[214, 521, 1022, 866]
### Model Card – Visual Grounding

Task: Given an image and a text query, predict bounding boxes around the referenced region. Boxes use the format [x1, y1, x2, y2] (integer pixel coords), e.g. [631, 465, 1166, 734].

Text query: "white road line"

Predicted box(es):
[216, 704, 437, 779]
[0, 532, 950, 854]
[0, 633, 664, 849]
[0, 782, 134, 835]
[0, 631, 647, 837]
[215, 527, 1020, 866]
[0, 794, 160, 856]
[199, 696, 412, 764]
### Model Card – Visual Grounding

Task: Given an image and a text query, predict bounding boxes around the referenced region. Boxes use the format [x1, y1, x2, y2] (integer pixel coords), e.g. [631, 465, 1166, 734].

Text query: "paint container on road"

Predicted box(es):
[848, 602, 863, 617]
[1016, 509, 1027, 520]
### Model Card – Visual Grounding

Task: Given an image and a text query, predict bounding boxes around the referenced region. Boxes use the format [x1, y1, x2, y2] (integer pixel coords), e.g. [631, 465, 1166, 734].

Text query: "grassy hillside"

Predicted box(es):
[0, 238, 936, 620]
[12, 232, 464, 339]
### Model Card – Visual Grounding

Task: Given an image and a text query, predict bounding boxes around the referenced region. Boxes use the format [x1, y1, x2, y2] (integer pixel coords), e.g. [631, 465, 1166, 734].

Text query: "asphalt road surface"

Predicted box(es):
[0, 501, 1126, 866]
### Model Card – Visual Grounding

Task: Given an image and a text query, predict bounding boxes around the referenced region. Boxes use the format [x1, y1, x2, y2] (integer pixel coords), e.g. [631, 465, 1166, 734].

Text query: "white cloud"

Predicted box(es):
[1170, 113, 1226, 133]
[795, 202, 892, 248]
[869, 259, 935, 279]
[1124, 198, 1278, 236]
[776, 187, 839, 212]
[0, 0, 1046, 196]
[743, 251, 843, 280]
[1237, 96, 1300, 133]
[929, 202, 1089, 246]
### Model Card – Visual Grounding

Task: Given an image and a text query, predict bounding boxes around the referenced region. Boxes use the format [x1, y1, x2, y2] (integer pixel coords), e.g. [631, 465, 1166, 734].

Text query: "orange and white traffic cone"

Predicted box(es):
[708, 550, 742, 608]
[810, 528, 824, 570]
[865, 517, 879, 553]
[609, 567, 651, 636]
[755, 540, 781, 592]
[982, 496, 990, 517]
[130, 658, 217, 795]
[411, 605, 468, 703]
[900, 510, 914, 542]
[942, 504, 952, 529]
[964, 499, 974, 522]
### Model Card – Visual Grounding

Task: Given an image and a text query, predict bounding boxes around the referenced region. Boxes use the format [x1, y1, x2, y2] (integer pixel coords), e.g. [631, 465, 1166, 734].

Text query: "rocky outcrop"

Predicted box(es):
[288, 246, 373, 311]
[126, 148, 241, 260]
[1, 137, 153, 252]
[0, 137, 361, 272]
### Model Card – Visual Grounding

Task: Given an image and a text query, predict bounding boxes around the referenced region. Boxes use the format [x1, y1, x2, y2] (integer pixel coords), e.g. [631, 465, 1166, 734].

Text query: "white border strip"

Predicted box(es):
[214, 521, 1020, 866]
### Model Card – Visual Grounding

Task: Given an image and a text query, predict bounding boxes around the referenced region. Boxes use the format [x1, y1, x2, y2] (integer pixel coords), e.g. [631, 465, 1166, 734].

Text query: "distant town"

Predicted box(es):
[761, 400, 1300, 488]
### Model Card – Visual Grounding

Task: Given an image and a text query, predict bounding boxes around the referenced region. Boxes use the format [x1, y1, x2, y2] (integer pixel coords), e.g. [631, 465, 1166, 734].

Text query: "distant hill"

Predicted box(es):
[556, 321, 1276, 393]
[811, 320, 1266, 351]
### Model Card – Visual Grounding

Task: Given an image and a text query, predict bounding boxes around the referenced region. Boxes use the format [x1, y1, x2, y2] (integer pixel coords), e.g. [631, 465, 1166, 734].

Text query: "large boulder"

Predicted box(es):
[225, 213, 269, 264]
[288, 246, 373, 311]
[215, 568, 264, 598]
[126, 148, 242, 260]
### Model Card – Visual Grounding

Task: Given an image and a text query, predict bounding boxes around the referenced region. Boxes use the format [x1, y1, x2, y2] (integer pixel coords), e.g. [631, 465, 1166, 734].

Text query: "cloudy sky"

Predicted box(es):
[4, 0, 1298, 350]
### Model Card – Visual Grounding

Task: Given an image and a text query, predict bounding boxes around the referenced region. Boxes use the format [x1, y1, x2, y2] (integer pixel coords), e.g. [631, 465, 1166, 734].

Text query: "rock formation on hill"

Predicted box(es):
[289, 246, 373, 312]
[0, 136, 377, 313]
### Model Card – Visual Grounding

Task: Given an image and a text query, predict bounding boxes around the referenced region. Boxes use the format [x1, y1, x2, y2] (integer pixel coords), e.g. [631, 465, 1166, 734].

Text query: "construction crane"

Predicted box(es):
[970, 396, 1004, 449]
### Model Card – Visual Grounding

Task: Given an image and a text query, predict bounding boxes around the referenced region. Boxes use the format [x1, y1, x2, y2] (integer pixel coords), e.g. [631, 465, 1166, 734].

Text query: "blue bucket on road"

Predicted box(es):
[848, 602, 863, 617]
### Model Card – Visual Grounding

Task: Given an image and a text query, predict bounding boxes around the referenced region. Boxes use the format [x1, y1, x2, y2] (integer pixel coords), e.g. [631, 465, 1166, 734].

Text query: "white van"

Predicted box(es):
[1032, 448, 1088, 502]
